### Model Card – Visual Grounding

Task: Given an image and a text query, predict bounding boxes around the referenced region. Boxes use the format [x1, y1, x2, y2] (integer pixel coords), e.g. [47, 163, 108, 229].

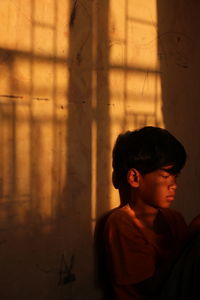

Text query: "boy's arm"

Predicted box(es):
[135, 249, 180, 296]
[136, 232, 190, 296]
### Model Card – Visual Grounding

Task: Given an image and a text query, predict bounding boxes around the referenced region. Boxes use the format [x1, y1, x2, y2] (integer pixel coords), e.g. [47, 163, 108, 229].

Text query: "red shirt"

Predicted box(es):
[104, 204, 188, 299]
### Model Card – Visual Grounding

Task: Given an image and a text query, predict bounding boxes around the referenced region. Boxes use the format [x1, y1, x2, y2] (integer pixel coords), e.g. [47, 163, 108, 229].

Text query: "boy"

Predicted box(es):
[104, 126, 188, 299]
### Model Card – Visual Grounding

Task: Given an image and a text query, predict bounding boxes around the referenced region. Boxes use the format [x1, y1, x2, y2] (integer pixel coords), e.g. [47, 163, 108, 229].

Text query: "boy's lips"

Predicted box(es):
[166, 195, 175, 201]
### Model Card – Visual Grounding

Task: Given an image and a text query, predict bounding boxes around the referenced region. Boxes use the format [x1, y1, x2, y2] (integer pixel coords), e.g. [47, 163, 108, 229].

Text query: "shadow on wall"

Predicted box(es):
[157, 0, 200, 222]
[61, 0, 111, 297]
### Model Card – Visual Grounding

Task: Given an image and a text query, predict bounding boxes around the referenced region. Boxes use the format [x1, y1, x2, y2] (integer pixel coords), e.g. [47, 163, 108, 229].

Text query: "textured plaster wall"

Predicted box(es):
[157, 0, 200, 222]
[0, 0, 199, 299]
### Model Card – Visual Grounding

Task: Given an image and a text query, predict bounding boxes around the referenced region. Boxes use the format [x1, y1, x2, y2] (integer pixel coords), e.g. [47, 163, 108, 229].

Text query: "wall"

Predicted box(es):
[0, 0, 199, 299]
[157, 0, 200, 222]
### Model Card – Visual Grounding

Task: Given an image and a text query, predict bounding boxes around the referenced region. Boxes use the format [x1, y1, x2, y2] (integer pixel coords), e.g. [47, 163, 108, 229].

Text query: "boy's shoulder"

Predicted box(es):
[106, 204, 135, 224]
[105, 206, 187, 231]
[104, 205, 139, 235]
[105, 204, 149, 237]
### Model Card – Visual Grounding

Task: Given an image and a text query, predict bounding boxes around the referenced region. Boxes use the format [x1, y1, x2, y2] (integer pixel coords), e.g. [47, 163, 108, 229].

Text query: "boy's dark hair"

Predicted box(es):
[112, 126, 187, 189]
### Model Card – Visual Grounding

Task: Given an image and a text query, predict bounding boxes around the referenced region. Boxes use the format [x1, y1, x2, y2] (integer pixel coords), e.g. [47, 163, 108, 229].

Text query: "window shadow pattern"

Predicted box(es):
[0, 0, 164, 299]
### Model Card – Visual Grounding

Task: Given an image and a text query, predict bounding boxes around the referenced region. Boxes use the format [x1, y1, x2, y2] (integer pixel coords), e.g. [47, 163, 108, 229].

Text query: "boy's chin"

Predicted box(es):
[158, 202, 173, 209]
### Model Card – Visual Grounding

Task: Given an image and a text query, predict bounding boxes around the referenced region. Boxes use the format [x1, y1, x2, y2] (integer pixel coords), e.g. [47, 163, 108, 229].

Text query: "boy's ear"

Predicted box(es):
[127, 168, 141, 188]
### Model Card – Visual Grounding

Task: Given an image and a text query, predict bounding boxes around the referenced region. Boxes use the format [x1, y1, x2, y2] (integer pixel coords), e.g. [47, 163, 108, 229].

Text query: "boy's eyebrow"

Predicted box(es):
[159, 167, 173, 172]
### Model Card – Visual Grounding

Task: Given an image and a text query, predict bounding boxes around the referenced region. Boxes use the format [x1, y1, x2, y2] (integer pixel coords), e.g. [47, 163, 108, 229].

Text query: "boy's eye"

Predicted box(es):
[161, 175, 169, 179]
[160, 174, 178, 179]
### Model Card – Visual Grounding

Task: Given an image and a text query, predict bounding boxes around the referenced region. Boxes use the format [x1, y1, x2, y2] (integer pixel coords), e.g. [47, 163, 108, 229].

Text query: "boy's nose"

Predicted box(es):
[169, 176, 177, 190]
[169, 183, 177, 190]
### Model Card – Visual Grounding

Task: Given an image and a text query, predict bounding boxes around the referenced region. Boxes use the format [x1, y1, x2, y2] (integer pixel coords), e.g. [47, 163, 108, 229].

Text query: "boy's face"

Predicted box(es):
[137, 166, 178, 209]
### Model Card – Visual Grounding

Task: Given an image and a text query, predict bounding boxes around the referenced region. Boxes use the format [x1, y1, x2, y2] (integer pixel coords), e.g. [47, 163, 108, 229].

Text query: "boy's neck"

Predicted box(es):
[129, 199, 159, 229]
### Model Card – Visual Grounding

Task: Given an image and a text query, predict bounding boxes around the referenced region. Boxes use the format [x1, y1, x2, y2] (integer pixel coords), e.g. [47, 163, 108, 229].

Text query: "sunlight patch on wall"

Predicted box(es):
[108, 0, 164, 208]
[0, 0, 70, 229]
[0, 0, 32, 52]
[91, 119, 97, 233]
